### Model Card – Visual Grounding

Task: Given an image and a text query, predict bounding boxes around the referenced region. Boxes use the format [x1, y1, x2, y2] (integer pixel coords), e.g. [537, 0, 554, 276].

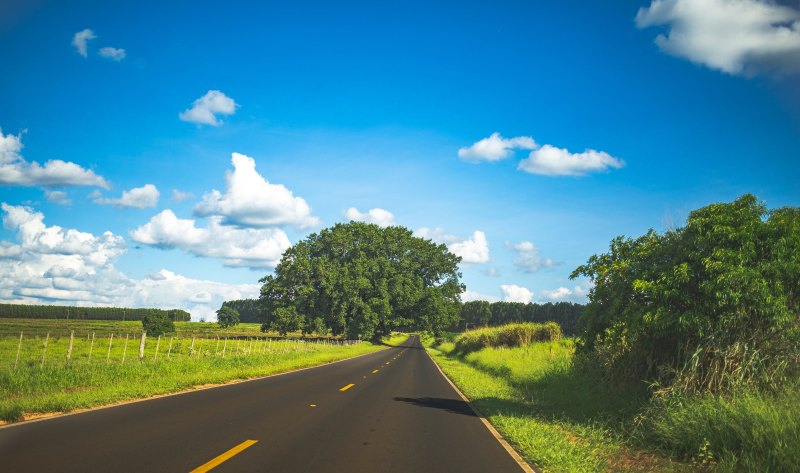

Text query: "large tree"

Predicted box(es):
[259, 222, 463, 340]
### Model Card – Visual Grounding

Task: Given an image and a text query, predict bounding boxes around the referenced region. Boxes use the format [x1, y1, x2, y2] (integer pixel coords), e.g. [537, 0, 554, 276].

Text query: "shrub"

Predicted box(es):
[454, 322, 562, 353]
[141, 311, 175, 337]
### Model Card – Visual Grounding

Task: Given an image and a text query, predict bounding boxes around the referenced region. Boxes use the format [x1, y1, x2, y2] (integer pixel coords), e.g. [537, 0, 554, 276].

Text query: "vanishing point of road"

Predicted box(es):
[0, 335, 529, 472]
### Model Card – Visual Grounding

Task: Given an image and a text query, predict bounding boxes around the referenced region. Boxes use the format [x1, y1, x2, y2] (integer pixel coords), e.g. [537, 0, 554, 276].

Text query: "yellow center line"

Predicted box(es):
[190, 439, 258, 473]
[339, 383, 355, 391]
[372, 369, 379, 373]
[309, 404, 317, 407]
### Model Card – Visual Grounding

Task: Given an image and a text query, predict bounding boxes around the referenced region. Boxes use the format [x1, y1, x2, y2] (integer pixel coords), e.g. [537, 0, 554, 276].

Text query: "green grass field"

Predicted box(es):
[425, 338, 692, 473]
[0, 319, 394, 423]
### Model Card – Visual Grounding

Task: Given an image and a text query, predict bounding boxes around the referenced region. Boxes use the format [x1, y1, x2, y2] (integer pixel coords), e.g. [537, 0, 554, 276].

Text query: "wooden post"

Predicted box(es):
[88, 332, 95, 361]
[236, 339, 240, 355]
[248, 338, 253, 355]
[215, 336, 220, 355]
[106, 333, 114, 363]
[122, 334, 129, 364]
[222, 337, 227, 358]
[40, 332, 50, 368]
[167, 337, 174, 358]
[138, 332, 146, 362]
[66, 330, 74, 362]
[268, 338, 272, 351]
[154, 335, 161, 361]
[190, 336, 196, 356]
[14, 331, 23, 370]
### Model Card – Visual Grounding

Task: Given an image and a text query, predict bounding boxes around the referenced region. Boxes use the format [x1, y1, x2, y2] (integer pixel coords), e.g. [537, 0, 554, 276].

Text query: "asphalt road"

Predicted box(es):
[0, 335, 526, 472]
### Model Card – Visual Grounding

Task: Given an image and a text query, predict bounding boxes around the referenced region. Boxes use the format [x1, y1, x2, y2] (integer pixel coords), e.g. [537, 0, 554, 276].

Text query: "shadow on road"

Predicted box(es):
[393, 397, 477, 417]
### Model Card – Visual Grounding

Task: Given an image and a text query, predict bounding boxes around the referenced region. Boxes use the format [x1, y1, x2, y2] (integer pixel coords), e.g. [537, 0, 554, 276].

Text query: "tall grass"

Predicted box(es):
[454, 322, 561, 353]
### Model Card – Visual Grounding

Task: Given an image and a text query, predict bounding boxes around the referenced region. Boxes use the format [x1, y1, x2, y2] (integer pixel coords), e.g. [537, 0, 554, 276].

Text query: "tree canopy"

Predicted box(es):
[572, 194, 800, 392]
[259, 222, 463, 340]
[216, 306, 240, 328]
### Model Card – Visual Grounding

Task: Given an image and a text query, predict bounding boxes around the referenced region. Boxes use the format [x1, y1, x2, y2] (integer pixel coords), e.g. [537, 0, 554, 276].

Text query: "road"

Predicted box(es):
[0, 335, 527, 472]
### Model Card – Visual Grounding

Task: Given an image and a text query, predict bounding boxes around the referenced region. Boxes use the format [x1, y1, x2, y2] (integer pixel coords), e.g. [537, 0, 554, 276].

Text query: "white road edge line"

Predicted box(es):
[424, 348, 539, 473]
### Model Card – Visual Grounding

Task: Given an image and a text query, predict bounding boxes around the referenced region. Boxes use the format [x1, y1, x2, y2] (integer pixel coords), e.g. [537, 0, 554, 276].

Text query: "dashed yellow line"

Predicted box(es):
[372, 369, 379, 373]
[339, 383, 355, 392]
[190, 439, 257, 473]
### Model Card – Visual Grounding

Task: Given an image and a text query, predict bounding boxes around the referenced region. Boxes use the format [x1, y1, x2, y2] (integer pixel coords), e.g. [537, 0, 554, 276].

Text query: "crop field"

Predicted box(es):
[0, 318, 388, 423]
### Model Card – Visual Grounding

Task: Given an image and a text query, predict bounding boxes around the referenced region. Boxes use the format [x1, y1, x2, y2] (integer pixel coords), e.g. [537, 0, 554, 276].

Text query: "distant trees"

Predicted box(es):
[459, 301, 584, 335]
[220, 299, 261, 323]
[0, 304, 191, 322]
[260, 222, 463, 340]
[216, 306, 240, 328]
[572, 194, 800, 392]
[141, 311, 176, 336]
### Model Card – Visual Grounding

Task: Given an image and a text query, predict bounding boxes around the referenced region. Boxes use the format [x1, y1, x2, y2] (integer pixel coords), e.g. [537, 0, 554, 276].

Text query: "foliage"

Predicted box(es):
[220, 299, 261, 323]
[216, 306, 240, 328]
[0, 303, 190, 321]
[454, 322, 562, 353]
[460, 300, 584, 335]
[141, 311, 175, 337]
[260, 222, 463, 340]
[571, 194, 800, 393]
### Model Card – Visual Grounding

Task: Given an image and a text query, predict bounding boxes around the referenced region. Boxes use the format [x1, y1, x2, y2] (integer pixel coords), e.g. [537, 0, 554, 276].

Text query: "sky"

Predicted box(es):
[1, 0, 799, 321]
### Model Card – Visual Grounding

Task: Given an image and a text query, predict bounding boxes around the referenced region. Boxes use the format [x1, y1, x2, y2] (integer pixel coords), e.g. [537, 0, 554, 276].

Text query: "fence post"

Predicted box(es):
[268, 338, 272, 351]
[138, 332, 146, 362]
[215, 336, 220, 355]
[236, 339, 240, 355]
[106, 333, 114, 363]
[222, 337, 227, 358]
[167, 337, 174, 358]
[40, 332, 50, 368]
[154, 335, 161, 361]
[248, 338, 253, 355]
[66, 330, 74, 362]
[190, 336, 196, 356]
[14, 331, 23, 370]
[88, 332, 95, 361]
[122, 334, 129, 364]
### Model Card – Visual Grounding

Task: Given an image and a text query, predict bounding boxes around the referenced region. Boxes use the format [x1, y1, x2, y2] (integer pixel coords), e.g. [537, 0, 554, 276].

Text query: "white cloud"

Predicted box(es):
[0, 129, 109, 188]
[482, 267, 500, 277]
[45, 190, 71, 206]
[345, 207, 396, 227]
[98, 47, 125, 61]
[461, 289, 501, 303]
[0, 204, 259, 321]
[195, 152, 319, 229]
[72, 28, 96, 57]
[518, 144, 624, 176]
[93, 184, 159, 209]
[179, 90, 237, 126]
[131, 209, 291, 269]
[500, 284, 533, 303]
[540, 282, 591, 303]
[458, 132, 537, 162]
[415, 227, 490, 264]
[637, 0, 800, 76]
[510, 240, 555, 273]
[172, 189, 194, 203]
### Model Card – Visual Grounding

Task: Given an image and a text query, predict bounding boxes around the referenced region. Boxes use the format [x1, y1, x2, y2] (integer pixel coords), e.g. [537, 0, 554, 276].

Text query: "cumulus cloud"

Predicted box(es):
[172, 189, 194, 203]
[195, 152, 319, 229]
[98, 47, 125, 61]
[458, 132, 537, 162]
[461, 289, 501, 303]
[93, 184, 160, 209]
[72, 28, 96, 57]
[45, 190, 71, 206]
[500, 284, 533, 303]
[0, 129, 109, 188]
[0, 204, 259, 321]
[510, 240, 555, 273]
[540, 281, 592, 303]
[518, 144, 624, 176]
[179, 90, 237, 126]
[131, 209, 291, 269]
[345, 207, 396, 227]
[637, 0, 800, 76]
[415, 227, 490, 264]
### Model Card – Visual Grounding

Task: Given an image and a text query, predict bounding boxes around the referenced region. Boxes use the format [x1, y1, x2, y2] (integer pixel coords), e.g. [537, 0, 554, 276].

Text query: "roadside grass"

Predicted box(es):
[0, 333, 387, 423]
[382, 332, 411, 346]
[426, 339, 692, 473]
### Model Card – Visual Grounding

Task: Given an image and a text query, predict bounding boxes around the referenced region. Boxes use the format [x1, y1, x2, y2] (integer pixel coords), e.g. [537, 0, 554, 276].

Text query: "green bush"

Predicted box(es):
[216, 306, 240, 328]
[141, 312, 175, 337]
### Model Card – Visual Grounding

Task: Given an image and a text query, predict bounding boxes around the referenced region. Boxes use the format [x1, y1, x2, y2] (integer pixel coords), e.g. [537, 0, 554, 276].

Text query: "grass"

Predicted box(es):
[426, 338, 692, 473]
[0, 327, 392, 423]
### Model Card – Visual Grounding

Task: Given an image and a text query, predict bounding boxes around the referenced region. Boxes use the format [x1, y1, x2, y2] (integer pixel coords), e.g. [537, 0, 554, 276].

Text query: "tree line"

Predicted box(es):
[0, 303, 191, 322]
[459, 300, 584, 335]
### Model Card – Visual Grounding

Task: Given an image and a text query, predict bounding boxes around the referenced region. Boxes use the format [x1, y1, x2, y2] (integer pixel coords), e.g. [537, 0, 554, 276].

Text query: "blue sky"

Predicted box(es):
[1, 0, 798, 320]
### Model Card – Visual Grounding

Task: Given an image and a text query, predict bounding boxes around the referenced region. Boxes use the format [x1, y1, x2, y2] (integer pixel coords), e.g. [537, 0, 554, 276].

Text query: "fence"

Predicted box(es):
[4, 331, 360, 371]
